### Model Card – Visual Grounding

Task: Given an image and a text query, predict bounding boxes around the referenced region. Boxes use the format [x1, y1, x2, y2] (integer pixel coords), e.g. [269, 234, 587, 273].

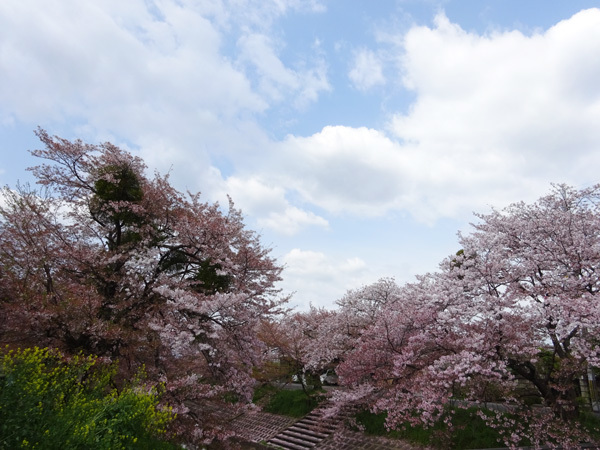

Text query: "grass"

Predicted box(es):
[355, 407, 508, 449]
[253, 383, 600, 447]
[581, 412, 600, 441]
[356, 407, 600, 449]
[253, 384, 323, 418]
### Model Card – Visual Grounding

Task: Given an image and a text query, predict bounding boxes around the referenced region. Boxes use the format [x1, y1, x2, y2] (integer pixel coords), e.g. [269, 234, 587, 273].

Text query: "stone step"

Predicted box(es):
[291, 423, 333, 437]
[266, 401, 360, 450]
[277, 432, 318, 447]
[306, 413, 338, 423]
[269, 436, 314, 449]
[287, 425, 328, 439]
[280, 429, 321, 443]
[295, 418, 337, 432]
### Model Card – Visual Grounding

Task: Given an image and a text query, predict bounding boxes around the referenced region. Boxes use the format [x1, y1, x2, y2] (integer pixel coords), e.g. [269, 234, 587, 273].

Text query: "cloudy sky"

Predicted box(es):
[1, 0, 600, 310]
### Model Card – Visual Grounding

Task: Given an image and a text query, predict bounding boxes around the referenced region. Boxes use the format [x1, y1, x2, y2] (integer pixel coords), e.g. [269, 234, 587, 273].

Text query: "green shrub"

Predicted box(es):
[0, 346, 177, 450]
[355, 407, 505, 449]
[580, 412, 600, 440]
[260, 388, 322, 418]
[252, 383, 278, 405]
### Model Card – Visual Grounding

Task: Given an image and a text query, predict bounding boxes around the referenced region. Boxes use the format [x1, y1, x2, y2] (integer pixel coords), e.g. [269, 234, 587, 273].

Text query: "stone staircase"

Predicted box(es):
[266, 402, 355, 449]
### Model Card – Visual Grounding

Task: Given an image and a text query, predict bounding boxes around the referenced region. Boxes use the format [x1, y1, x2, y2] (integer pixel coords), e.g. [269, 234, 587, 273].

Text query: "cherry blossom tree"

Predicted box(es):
[332, 277, 401, 351]
[260, 278, 401, 396]
[302, 278, 401, 373]
[0, 129, 286, 444]
[260, 306, 335, 392]
[335, 185, 600, 448]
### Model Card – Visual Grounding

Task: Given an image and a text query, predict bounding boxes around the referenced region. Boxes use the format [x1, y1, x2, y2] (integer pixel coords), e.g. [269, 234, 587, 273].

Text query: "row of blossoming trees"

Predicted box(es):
[0, 130, 287, 445]
[273, 185, 600, 448]
[2, 131, 599, 448]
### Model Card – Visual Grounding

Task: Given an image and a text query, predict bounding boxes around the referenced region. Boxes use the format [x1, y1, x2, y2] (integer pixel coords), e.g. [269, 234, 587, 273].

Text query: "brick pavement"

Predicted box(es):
[318, 428, 421, 450]
[231, 410, 297, 443]
[229, 409, 422, 449]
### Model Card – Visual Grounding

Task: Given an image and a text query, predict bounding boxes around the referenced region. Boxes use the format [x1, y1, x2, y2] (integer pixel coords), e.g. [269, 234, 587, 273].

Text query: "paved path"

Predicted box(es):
[318, 428, 421, 450]
[231, 410, 297, 443]
[229, 407, 421, 449]
[265, 401, 348, 449]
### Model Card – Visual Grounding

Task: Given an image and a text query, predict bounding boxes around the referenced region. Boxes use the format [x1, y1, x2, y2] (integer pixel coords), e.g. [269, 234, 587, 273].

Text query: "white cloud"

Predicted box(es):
[276, 126, 409, 216]
[261, 8, 600, 223]
[3, 2, 600, 308]
[236, 33, 330, 109]
[349, 48, 386, 90]
[0, 0, 329, 207]
[387, 9, 600, 214]
[259, 208, 329, 236]
[223, 176, 328, 235]
[0, 0, 267, 127]
[281, 248, 371, 309]
[211, 0, 326, 29]
[341, 257, 367, 272]
[237, 33, 300, 102]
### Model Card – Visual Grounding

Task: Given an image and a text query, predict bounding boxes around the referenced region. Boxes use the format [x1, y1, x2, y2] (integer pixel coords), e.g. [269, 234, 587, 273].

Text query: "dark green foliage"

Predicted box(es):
[580, 413, 600, 441]
[252, 383, 278, 404]
[94, 165, 143, 203]
[159, 250, 231, 294]
[90, 164, 145, 250]
[355, 408, 506, 449]
[159, 249, 189, 273]
[193, 260, 231, 294]
[257, 386, 322, 418]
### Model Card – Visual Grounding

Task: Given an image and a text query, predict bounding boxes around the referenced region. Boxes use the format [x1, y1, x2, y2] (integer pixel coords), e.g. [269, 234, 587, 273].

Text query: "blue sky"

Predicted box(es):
[1, 0, 600, 309]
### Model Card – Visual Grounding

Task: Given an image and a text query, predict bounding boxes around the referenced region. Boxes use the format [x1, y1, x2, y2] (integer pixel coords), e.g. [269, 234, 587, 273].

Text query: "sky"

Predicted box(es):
[1, 0, 600, 310]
